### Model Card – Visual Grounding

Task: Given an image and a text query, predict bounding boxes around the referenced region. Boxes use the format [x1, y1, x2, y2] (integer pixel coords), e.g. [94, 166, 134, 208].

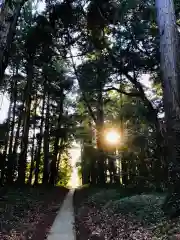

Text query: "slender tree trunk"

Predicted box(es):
[138, 149, 149, 189]
[128, 153, 137, 186]
[34, 90, 46, 185]
[55, 139, 65, 185]
[17, 58, 33, 184]
[43, 91, 50, 184]
[81, 142, 91, 185]
[155, 0, 180, 215]
[1, 78, 15, 184]
[121, 156, 128, 186]
[7, 74, 18, 184]
[28, 138, 35, 185]
[12, 105, 23, 154]
[28, 92, 38, 185]
[49, 90, 64, 185]
[96, 77, 105, 185]
[8, 80, 17, 155]
[56, 139, 63, 172]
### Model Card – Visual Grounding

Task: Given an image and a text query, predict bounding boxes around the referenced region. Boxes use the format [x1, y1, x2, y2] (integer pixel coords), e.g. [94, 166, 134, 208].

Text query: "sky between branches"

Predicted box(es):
[0, 0, 152, 123]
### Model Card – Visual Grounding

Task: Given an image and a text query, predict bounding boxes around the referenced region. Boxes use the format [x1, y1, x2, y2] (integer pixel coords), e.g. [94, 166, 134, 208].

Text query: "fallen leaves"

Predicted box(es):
[0, 186, 68, 240]
[74, 188, 180, 240]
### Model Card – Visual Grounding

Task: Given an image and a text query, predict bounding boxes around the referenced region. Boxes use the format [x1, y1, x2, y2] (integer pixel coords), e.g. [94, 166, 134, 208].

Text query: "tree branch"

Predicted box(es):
[122, 69, 157, 114]
[109, 51, 160, 130]
[109, 52, 157, 115]
[104, 87, 141, 97]
[68, 47, 97, 124]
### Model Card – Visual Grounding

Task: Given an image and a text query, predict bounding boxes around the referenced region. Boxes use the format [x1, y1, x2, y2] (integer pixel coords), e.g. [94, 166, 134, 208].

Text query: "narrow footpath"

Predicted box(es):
[47, 189, 75, 240]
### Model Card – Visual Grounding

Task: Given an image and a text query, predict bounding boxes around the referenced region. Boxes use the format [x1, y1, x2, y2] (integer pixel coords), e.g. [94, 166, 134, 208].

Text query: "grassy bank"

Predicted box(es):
[74, 186, 180, 240]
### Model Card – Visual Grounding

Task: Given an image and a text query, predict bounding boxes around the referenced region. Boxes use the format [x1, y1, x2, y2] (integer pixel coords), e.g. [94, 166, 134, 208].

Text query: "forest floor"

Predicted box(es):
[0, 185, 68, 240]
[74, 185, 180, 240]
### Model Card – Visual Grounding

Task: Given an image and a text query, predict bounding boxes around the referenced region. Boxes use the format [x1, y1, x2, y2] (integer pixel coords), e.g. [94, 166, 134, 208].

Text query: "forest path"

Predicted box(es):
[47, 189, 75, 240]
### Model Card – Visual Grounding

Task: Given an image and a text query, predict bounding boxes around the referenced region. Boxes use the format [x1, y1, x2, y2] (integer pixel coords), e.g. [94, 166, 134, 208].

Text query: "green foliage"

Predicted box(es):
[75, 188, 173, 239]
[56, 151, 72, 187]
[1, 0, 180, 237]
[0, 0, 167, 197]
[111, 194, 165, 224]
[87, 189, 123, 206]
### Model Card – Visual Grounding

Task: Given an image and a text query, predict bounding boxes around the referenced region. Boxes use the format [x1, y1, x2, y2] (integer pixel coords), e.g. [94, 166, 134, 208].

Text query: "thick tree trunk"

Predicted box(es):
[17, 58, 33, 184]
[0, 0, 26, 83]
[155, 0, 180, 216]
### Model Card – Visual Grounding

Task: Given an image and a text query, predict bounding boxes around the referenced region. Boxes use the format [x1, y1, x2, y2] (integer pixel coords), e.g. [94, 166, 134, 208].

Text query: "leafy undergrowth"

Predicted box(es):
[0, 185, 68, 240]
[74, 187, 180, 240]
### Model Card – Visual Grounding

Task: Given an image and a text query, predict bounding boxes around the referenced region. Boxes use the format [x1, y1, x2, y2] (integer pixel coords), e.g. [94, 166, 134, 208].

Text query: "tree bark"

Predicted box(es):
[17, 58, 33, 184]
[155, 0, 180, 216]
[42, 91, 50, 184]
[96, 74, 106, 185]
[49, 90, 64, 185]
[8, 77, 17, 156]
[12, 105, 23, 154]
[28, 91, 38, 185]
[34, 90, 46, 185]
[6, 66, 20, 184]
[0, 0, 27, 83]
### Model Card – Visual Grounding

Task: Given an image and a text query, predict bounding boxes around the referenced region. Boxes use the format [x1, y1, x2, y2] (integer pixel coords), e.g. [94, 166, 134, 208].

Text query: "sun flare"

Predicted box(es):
[105, 130, 121, 145]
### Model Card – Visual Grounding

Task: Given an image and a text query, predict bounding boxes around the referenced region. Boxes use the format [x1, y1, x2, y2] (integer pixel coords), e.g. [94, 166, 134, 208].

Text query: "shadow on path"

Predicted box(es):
[47, 189, 75, 240]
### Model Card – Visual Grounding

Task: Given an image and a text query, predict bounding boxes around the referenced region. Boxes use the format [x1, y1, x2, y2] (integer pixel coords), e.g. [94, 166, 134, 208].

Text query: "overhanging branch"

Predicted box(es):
[104, 87, 141, 97]
[109, 51, 160, 129]
[109, 52, 157, 116]
[68, 47, 97, 124]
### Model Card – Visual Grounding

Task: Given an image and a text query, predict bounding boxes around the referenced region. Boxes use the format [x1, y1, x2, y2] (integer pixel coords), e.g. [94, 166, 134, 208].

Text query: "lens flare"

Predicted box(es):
[105, 130, 120, 145]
